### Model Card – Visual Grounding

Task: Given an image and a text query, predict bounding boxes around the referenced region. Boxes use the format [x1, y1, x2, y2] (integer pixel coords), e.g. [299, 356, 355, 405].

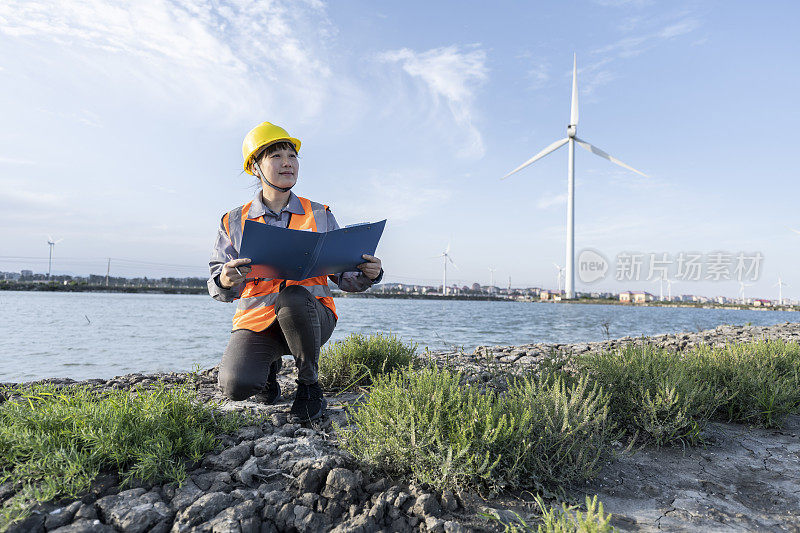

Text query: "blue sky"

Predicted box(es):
[1, 0, 798, 300]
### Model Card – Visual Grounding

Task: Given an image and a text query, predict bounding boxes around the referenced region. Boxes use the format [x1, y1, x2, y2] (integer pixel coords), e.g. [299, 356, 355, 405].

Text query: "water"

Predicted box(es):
[0, 290, 796, 382]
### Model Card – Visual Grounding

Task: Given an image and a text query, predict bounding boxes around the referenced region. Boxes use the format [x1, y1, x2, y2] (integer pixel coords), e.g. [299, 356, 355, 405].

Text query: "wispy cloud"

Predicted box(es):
[378, 45, 488, 157]
[0, 0, 338, 120]
[337, 173, 452, 224]
[580, 15, 701, 95]
[537, 193, 567, 209]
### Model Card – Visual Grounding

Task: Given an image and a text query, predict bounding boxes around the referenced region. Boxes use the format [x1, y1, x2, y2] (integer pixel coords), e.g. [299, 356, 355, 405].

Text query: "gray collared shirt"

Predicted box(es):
[207, 190, 381, 302]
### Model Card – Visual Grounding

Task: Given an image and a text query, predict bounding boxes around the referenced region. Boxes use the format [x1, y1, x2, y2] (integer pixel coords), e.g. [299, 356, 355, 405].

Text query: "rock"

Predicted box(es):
[209, 471, 233, 492]
[443, 520, 468, 533]
[235, 456, 260, 487]
[170, 479, 203, 511]
[270, 413, 287, 427]
[411, 493, 441, 518]
[172, 491, 235, 532]
[236, 426, 264, 441]
[96, 488, 171, 533]
[440, 490, 458, 512]
[6, 513, 44, 533]
[73, 503, 98, 521]
[207, 500, 262, 533]
[203, 443, 252, 470]
[426, 515, 446, 532]
[322, 468, 363, 502]
[44, 501, 81, 530]
[49, 519, 116, 533]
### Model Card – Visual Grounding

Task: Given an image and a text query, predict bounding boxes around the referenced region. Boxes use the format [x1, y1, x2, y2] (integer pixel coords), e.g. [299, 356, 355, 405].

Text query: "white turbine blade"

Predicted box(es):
[502, 137, 569, 179]
[570, 53, 579, 126]
[792, 228, 800, 235]
[448, 257, 459, 269]
[574, 138, 648, 177]
[445, 242, 451, 255]
[55, 239, 63, 244]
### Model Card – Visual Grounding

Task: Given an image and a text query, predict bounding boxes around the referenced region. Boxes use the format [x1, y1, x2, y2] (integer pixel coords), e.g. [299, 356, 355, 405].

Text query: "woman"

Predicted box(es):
[207, 121, 383, 422]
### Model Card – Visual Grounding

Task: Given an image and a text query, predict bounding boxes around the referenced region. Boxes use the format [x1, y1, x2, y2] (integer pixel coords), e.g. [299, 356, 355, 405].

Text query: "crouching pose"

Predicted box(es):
[207, 122, 383, 422]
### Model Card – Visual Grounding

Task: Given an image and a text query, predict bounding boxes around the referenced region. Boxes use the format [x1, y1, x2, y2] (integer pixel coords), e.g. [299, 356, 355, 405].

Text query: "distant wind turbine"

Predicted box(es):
[554, 263, 565, 292]
[665, 278, 678, 301]
[738, 281, 752, 302]
[488, 268, 497, 295]
[503, 54, 648, 299]
[46, 235, 63, 277]
[434, 243, 458, 296]
[775, 275, 789, 306]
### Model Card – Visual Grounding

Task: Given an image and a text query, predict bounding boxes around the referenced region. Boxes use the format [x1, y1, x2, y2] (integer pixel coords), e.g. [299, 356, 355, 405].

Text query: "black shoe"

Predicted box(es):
[290, 381, 327, 422]
[253, 360, 282, 404]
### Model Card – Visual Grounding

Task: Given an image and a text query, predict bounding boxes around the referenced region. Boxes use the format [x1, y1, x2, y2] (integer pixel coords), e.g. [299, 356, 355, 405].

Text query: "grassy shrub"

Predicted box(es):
[339, 365, 616, 494]
[319, 333, 417, 391]
[485, 495, 615, 532]
[577, 339, 800, 445]
[692, 339, 800, 427]
[0, 381, 246, 527]
[577, 345, 722, 446]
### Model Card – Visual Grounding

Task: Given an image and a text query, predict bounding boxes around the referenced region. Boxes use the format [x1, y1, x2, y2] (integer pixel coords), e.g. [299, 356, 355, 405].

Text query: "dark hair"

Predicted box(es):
[254, 141, 297, 165]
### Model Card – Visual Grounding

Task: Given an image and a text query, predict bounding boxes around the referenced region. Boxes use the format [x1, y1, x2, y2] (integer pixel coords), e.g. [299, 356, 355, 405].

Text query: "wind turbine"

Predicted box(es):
[738, 281, 752, 303]
[488, 268, 497, 295]
[665, 278, 678, 301]
[435, 243, 457, 296]
[775, 275, 789, 306]
[503, 54, 648, 299]
[46, 235, 63, 277]
[554, 263, 565, 292]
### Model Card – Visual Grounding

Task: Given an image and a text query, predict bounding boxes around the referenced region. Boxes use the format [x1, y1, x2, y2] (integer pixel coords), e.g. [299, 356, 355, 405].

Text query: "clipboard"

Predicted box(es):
[239, 219, 386, 281]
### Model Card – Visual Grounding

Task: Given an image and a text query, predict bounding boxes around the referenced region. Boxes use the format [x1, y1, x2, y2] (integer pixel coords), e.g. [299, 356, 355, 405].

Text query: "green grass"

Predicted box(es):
[319, 333, 417, 391]
[339, 364, 617, 494]
[576, 339, 800, 445]
[692, 340, 800, 427]
[0, 381, 246, 528]
[485, 495, 615, 532]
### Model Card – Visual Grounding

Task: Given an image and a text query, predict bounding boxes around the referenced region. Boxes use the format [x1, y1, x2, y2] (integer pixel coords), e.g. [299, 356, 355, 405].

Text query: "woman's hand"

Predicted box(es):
[219, 258, 252, 289]
[358, 254, 382, 280]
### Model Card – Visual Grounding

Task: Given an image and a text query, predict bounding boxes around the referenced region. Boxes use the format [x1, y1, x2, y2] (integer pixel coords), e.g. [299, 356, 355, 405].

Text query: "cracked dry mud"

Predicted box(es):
[576, 414, 800, 532]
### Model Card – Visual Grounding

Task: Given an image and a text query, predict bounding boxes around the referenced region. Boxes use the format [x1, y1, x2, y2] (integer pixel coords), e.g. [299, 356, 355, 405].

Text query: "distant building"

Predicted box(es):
[20, 270, 33, 279]
[619, 291, 632, 303]
[632, 291, 654, 303]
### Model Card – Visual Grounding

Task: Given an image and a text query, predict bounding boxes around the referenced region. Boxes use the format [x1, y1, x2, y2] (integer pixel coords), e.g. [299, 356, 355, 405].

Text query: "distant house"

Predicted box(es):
[753, 299, 772, 307]
[540, 290, 551, 301]
[619, 291, 632, 303]
[632, 291, 654, 303]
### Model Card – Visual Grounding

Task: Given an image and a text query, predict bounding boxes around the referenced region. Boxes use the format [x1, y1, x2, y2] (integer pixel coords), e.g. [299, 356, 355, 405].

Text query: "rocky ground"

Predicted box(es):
[4, 322, 800, 532]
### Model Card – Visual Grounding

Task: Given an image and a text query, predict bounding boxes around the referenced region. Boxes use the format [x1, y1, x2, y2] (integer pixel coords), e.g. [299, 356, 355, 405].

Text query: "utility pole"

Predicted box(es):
[105, 258, 111, 287]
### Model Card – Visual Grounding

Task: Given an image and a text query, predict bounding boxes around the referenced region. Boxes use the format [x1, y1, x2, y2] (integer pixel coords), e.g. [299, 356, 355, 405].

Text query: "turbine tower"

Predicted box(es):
[503, 54, 648, 299]
[554, 263, 565, 292]
[488, 267, 497, 295]
[436, 243, 457, 296]
[46, 235, 63, 278]
[775, 275, 789, 306]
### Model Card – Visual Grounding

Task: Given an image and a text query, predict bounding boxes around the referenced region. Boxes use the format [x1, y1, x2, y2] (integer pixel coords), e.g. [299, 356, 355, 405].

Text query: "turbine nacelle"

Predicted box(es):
[567, 125, 577, 138]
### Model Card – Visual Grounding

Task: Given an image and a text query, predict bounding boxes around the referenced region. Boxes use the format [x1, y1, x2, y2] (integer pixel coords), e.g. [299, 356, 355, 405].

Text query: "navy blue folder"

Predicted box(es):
[239, 220, 386, 281]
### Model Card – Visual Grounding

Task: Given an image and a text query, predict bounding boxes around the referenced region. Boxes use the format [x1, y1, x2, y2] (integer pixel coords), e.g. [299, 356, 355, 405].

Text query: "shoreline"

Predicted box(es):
[2, 284, 796, 312]
[3, 323, 799, 532]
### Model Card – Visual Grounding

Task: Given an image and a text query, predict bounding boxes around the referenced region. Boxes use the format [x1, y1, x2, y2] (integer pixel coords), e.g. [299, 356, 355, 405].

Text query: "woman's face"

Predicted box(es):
[255, 146, 299, 189]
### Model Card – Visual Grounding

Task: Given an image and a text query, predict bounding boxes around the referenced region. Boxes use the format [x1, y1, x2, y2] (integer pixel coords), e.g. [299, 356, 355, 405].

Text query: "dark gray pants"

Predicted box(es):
[218, 285, 337, 400]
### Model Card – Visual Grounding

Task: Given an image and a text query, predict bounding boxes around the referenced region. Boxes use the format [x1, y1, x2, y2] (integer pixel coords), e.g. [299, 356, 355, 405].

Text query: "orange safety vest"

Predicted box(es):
[221, 196, 337, 332]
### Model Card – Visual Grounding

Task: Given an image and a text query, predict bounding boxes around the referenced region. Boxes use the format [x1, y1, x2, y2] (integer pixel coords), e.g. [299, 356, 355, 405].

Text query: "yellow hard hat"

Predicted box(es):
[242, 122, 301, 175]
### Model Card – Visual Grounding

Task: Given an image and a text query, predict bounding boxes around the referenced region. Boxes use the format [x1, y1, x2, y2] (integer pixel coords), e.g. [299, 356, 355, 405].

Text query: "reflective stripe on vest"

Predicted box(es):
[224, 196, 337, 332]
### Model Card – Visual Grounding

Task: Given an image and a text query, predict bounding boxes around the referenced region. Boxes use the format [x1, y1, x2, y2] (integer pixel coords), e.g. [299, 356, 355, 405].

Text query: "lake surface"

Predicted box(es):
[0, 291, 796, 382]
